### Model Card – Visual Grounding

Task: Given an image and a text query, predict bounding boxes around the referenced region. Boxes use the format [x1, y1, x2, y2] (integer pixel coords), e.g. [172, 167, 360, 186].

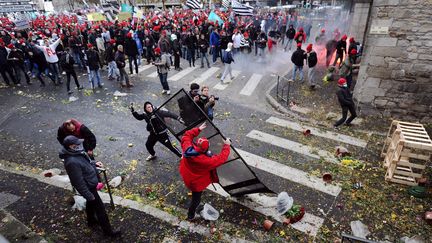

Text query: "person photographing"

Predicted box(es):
[179, 122, 231, 220]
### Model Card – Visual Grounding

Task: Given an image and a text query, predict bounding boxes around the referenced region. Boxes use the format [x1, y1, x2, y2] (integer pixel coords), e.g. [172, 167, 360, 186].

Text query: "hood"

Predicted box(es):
[59, 147, 85, 160]
[183, 146, 200, 158]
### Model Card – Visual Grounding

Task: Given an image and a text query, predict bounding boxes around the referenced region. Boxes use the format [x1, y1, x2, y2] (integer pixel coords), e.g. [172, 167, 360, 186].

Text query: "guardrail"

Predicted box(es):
[275, 74, 294, 106]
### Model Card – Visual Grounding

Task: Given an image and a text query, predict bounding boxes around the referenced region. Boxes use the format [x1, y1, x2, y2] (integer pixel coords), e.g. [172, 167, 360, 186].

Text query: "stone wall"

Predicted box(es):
[353, 0, 432, 123]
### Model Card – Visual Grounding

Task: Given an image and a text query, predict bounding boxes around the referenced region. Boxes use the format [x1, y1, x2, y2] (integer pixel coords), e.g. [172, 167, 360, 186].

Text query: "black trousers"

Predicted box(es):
[146, 132, 182, 157]
[334, 105, 357, 127]
[128, 55, 138, 74]
[174, 53, 180, 69]
[66, 70, 80, 91]
[13, 63, 30, 83]
[188, 191, 203, 219]
[0, 65, 17, 85]
[86, 188, 113, 234]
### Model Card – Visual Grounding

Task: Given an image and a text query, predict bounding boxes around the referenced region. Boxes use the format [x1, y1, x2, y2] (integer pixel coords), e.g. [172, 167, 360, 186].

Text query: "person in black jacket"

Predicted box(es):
[86, 44, 103, 89]
[325, 38, 337, 67]
[334, 78, 357, 128]
[0, 39, 18, 86]
[291, 43, 306, 82]
[59, 136, 121, 238]
[28, 43, 55, 87]
[171, 34, 182, 71]
[57, 118, 97, 158]
[333, 35, 347, 67]
[7, 43, 31, 86]
[306, 44, 318, 89]
[130, 101, 183, 161]
[144, 30, 156, 64]
[185, 31, 197, 67]
[198, 34, 210, 68]
[105, 39, 119, 80]
[125, 32, 139, 75]
[60, 48, 82, 94]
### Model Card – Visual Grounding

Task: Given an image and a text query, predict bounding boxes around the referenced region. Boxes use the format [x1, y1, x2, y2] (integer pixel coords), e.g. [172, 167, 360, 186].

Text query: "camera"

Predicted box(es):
[210, 95, 219, 100]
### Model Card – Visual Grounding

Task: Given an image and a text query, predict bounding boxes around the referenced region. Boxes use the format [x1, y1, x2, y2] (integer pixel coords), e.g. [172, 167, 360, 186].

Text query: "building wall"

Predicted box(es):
[354, 0, 432, 123]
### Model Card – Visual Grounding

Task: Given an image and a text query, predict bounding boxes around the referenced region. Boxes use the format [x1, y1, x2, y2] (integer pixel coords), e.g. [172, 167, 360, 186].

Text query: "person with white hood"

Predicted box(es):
[220, 42, 235, 83]
[231, 30, 242, 55]
[36, 37, 62, 85]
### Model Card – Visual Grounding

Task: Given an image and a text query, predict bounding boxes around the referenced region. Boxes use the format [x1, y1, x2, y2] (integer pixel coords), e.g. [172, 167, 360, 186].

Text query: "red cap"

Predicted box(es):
[19, 39, 25, 44]
[350, 49, 357, 55]
[338, 78, 347, 86]
[341, 35, 347, 40]
[7, 43, 14, 49]
[127, 32, 132, 38]
[161, 30, 166, 35]
[87, 43, 93, 48]
[349, 37, 355, 43]
[299, 27, 304, 32]
[297, 42, 302, 48]
[321, 29, 325, 33]
[194, 137, 209, 153]
[109, 39, 116, 44]
[154, 47, 161, 54]
[306, 44, 313, 52]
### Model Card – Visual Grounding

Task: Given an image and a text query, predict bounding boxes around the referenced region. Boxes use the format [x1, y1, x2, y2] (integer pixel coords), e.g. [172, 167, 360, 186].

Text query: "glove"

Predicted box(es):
[177, 117, 185, 125]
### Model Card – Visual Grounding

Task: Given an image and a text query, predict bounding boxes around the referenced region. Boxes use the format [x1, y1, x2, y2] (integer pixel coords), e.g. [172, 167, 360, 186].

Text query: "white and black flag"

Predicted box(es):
[231, 0, 254, 16]
[186, 0, 202, 9]
[222, 0, 231, 8]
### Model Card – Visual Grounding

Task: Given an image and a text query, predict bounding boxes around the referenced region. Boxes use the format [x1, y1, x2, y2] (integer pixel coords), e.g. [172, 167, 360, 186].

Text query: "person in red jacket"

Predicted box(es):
[179, 122, 231, 220]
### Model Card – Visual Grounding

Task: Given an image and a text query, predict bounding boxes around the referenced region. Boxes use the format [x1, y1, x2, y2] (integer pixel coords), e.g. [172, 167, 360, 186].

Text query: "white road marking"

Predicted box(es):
[213, 70, 241, 90]
[147, 71, 158, 78]
[207, 183, 324, 237]
[190, 67, 220, 85]
[266, 117, 368, 148]
[236, 149, 342, 196]
[239, 74, 263, 96]
[246, 130, 338, 163]
[168, 66, 198, 81]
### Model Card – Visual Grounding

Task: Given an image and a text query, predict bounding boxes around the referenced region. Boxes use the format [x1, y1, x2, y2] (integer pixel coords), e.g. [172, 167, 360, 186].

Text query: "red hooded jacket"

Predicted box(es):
[179, 128, 230, 192]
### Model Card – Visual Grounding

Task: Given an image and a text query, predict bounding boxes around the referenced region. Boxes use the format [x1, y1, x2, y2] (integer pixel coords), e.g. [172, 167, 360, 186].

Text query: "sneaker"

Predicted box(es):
[67, 90, 73, 95]
[98, 84, 103, 88]
[166, 90, 171, 95]
[16, 83, 22, 87]
[333, 126, 340, 130]
[146, 155, 157, 161]
[78, 86, 84, 90]
[161, 90, 167, 94]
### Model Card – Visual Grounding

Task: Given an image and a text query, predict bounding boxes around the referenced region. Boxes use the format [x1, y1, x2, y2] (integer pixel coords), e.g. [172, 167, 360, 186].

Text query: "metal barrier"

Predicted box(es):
[275, 74, 294, 106]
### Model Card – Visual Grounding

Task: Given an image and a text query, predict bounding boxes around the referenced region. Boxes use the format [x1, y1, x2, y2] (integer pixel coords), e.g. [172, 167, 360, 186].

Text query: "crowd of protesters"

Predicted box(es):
[0, 7, 358, 95]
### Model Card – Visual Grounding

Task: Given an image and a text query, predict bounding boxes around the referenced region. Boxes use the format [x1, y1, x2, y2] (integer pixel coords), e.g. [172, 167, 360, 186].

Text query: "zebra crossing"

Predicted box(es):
[205, 116, 368, 237]
[135, 62, 272, 97]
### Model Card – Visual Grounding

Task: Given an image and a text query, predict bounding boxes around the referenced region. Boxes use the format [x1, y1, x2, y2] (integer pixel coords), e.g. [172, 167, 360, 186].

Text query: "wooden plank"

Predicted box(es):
[394, 169, 422, 178]
[399, 124, 424, 131]
[398, 160, 426, 170]
[400, 151, 431, 161]
[400, 129, 429, 136]
[401, 131, 431, 139]
[397, 121, 424, 127]
[402, 135, 432, 143]
[404, 140, 432, 150]
[387, 177, 417, 186]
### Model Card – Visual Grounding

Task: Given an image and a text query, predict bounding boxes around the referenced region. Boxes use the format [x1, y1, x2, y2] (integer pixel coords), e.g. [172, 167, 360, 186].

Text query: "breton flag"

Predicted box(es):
[222, 0, 230, 8]
[186, 0, 202, 9]
[231, 0, 254, 16]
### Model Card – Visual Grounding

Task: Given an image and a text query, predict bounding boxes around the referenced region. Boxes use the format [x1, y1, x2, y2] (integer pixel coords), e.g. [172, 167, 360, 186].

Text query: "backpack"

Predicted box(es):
[222, 51, 231, 64]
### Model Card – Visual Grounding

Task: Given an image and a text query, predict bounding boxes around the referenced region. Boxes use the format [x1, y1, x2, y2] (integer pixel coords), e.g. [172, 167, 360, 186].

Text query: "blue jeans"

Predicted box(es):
[200, 52, 210, 67]
[89, 69, 101, 87]
[292, 66, 303, 82]
[212, 46, 220, 63]
[47, 63, 60, 82]
[158, 72, 169, 91]
[72, 51, 83, 68]
[284, 39, 294, 50]
[107, 61, 119, 78]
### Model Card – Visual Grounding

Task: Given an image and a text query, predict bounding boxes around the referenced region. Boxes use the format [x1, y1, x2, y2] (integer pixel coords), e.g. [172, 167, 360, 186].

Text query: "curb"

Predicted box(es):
[0, 209, 48, 243]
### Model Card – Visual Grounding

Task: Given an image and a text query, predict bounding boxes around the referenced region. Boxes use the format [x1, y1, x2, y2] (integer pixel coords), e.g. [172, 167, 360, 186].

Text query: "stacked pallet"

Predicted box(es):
[381, 121, 432, 186]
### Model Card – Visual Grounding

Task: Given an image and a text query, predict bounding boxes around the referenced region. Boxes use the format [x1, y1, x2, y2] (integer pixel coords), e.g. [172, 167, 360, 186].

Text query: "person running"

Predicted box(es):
[180, 122, 231, 220]
[59, 135, 121, 238]
[334, 78, 357, 128]
[130, 101, 183, 161]
[60, 48, 83, 94]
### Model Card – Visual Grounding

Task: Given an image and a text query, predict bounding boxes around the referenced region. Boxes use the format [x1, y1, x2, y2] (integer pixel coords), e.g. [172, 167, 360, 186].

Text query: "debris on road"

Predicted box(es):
[72, 195, 86, 211]
[350, 220, 370, 238]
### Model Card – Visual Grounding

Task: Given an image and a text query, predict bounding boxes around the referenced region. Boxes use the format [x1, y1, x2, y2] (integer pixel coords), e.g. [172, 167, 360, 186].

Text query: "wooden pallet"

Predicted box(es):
[382, 120, 432, 186]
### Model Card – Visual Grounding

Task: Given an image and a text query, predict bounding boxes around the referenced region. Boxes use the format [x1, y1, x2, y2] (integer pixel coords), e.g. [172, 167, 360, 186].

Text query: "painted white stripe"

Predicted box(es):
[239, 73, 263, 96]
[137, 64, 154, 73]
[236, 149, 341, 196]
[213, 70, 241, 90]
[190, 67, 220, 85]
[207, 183, 323, 237]
[0, 163, 251, 242]
[247, 130, 338, 163]
[147, 71, 158, 78]
[168, 66, 198, 81]
[266, 117, 368, 148]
